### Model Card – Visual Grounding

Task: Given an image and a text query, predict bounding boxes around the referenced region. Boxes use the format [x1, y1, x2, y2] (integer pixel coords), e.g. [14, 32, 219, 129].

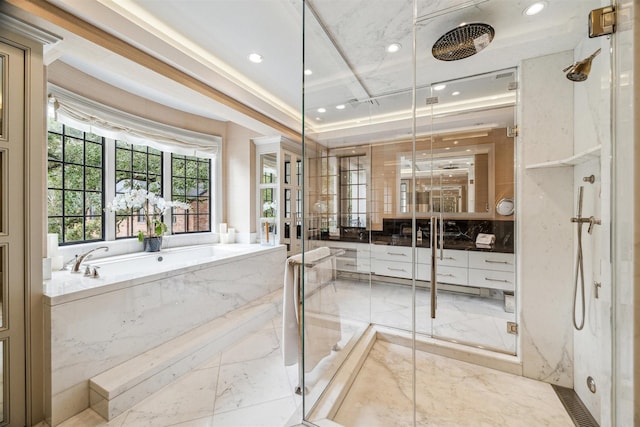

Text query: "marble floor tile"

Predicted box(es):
[213, 354, 293, 413]
[212, 396, 298, 427]
[333, 340, 573, 427]
[119, 365, 218, 426]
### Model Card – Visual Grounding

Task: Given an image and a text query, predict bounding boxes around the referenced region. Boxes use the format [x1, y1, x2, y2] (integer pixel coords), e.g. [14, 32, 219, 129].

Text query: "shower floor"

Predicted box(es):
[332, 339, 573, 427]
[314, 277, 516, 354]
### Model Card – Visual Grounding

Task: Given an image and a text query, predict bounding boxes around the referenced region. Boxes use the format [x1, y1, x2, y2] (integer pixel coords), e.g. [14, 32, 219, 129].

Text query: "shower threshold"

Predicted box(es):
[305, 325, 574, 427]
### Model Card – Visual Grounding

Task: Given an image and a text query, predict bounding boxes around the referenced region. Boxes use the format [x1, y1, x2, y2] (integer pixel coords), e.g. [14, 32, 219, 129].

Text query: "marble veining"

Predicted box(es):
[333, 340, 574, 427]
[56, 316, 300, 427]
[46, 245, 286, 426]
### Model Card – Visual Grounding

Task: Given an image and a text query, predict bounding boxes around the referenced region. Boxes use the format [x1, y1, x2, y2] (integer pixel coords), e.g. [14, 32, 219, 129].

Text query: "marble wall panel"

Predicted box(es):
[47, 246, 286, 425]
[518, 51, 575, 387]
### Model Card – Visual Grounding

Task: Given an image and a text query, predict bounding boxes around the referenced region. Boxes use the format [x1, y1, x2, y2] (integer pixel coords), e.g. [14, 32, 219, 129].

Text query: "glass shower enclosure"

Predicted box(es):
[299, 0, 605, 425]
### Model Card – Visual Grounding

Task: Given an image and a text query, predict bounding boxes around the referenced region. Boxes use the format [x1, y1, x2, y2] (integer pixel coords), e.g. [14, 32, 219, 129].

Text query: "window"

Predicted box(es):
[339, 155, 367, 228]
[47, 119, 104, 244]
[171, 154, 211, 233]
[46, 88, 220, 246]
[114, 141, 163, 238]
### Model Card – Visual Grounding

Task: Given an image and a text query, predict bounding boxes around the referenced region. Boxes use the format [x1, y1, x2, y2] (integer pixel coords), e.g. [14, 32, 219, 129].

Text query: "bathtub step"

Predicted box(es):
[88, 290, 282, 421]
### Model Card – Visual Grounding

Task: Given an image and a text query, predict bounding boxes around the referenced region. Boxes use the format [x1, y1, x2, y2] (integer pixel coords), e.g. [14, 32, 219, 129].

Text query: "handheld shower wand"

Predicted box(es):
[571, 187, 586, 330]
[570, 182, 601, 330]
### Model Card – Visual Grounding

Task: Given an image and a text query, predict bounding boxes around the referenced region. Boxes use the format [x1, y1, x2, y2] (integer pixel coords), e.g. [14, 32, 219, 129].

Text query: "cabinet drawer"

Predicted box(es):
[373, 259, 413, 279]
[357, 258, 371, 273]
[468, 268, 515, 291]
[434, 265, 468, 285]
[372, 245, 412, 261]
[437, 249, 468, 268]
[469, 252, 514, 272]
[336, 257, 358, 272]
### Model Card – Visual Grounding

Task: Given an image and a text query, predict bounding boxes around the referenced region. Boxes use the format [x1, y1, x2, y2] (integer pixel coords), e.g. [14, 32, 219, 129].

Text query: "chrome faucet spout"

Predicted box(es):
[71, 246, 109, 273]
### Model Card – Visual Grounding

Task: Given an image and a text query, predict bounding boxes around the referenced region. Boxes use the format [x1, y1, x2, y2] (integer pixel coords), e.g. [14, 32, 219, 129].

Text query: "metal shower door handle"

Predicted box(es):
[430, 216, 438, 319]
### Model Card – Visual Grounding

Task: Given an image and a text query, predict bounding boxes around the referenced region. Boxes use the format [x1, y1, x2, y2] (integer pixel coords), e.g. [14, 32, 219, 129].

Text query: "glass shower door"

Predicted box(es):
[415, 71, 518, 355]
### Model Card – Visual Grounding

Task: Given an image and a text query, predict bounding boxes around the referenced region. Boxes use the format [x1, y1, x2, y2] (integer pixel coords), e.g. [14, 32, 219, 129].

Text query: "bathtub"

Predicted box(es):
[44, 243, 287, 426]
[45, 243, 275, 303]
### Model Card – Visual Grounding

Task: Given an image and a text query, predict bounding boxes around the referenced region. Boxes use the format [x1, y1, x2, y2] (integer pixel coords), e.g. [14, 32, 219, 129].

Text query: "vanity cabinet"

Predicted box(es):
[468, 251, 515, 291]
[370, 246, 514, 292]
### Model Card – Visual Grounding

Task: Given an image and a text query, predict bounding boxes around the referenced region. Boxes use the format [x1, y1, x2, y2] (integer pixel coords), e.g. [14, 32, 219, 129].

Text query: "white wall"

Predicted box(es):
[518, 51, 575, 387]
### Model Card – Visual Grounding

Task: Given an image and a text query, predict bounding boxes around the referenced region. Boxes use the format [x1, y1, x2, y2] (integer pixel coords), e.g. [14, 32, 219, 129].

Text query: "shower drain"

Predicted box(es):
[551, 385, 600, 427]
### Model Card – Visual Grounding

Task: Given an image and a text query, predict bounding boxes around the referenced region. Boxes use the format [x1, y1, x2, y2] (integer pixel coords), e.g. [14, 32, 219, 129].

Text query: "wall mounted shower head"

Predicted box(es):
[563, 48, 601, 82]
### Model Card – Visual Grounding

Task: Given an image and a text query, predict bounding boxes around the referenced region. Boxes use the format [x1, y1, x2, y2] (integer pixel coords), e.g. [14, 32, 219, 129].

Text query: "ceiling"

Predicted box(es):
[8, 0, 602, 147]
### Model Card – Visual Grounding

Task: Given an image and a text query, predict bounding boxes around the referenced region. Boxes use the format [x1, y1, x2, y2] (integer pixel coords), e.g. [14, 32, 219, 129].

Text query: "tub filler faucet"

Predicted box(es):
[67, 246, 109, 273]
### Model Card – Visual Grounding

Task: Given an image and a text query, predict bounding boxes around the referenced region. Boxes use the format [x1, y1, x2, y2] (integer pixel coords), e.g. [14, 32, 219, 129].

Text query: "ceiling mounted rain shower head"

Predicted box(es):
[432, 23, 495, 61]
[563, 48, 601, 82]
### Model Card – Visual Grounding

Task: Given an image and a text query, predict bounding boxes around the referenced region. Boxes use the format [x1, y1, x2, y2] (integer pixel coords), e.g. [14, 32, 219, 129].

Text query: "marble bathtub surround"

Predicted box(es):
[44, 244, 287, 426]
[53, 315, 301, 427]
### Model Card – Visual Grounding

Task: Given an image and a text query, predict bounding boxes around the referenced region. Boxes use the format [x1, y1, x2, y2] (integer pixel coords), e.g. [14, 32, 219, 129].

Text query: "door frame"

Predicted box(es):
[0, 13, 55, 426]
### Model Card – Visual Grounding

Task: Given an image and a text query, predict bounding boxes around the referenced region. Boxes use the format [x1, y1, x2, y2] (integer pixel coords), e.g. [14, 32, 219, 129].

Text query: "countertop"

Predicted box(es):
[319, 235, 514, 253]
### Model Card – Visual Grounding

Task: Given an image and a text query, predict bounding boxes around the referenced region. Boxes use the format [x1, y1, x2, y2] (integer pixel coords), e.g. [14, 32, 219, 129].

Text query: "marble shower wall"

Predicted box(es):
[518, 51, 575, 387]
[571, 32, 613, 426]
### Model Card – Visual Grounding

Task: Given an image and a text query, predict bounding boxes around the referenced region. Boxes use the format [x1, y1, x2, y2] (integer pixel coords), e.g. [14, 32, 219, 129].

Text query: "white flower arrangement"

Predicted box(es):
[107, 188, 191, 241]
[262, 201, 277, 218]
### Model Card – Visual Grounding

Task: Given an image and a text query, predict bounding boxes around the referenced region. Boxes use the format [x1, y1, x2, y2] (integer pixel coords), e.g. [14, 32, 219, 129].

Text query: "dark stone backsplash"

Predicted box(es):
[321, 218, 515, 253]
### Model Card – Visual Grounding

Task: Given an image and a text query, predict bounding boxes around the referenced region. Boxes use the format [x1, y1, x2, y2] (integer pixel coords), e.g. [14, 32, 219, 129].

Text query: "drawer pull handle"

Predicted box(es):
[345, 263, 356, 267]
[443, 256, 455, 260]
[387, 252, 407, 256]
[388, 267, 406, 272]
[485, 277, 510, 283]
[484, 259, 509, 264]
[437, 273, 455, 277]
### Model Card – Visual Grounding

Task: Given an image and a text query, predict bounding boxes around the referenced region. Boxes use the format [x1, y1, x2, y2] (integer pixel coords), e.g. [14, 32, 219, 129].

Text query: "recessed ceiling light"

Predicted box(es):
[248, 53, 263, 63]
[524, 2, 546, 16]
[434, 84, 447, 91]
[452, 91, 460, 96]
[304, 69, 313, 75]
[387, 43, 402, 53]
[317, 107, 326, 113]
[336, 104, 346, 110]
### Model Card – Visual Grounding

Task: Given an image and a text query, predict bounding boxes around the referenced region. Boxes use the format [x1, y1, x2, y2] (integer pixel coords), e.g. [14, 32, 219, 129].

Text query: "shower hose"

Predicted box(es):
[573, 211, 586, 331]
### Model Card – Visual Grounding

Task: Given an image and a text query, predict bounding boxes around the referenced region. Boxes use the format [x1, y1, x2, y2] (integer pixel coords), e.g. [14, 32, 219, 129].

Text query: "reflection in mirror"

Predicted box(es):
[399, 144, 493, 214]
[0, 55, 3, 136]
[284, 153, 291, 184]
[260, 153, 277, 184]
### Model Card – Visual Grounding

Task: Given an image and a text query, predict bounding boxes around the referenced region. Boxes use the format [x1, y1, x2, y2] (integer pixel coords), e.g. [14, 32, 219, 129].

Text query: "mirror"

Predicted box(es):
[259, 153, 277, 184]
[399, 144, 493, 214]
